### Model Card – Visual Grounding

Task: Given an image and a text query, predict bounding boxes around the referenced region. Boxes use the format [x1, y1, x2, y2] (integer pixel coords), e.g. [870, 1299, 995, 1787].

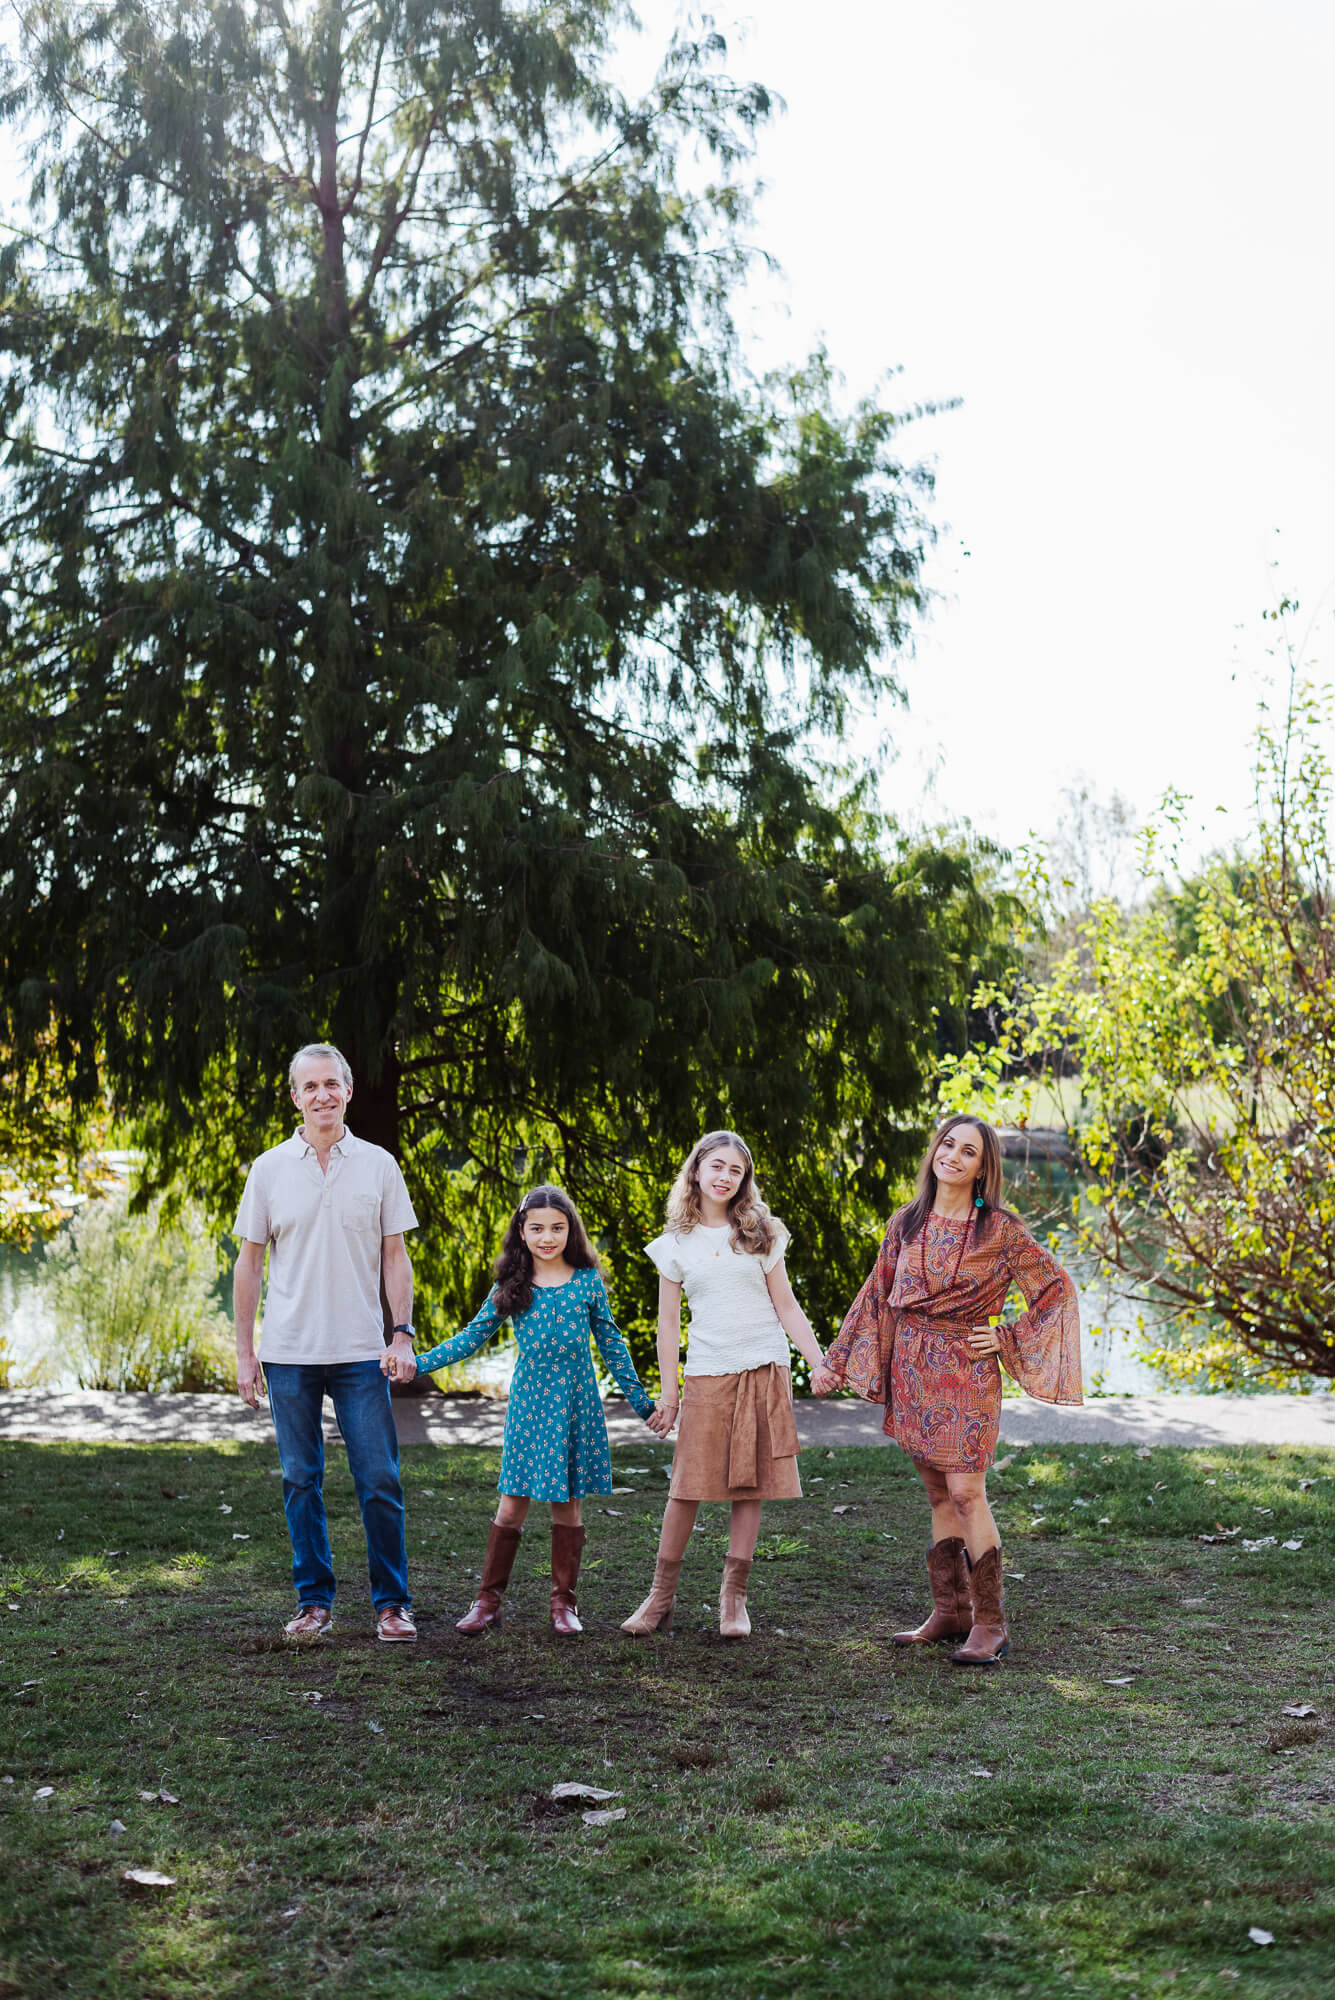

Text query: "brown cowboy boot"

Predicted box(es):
[620, 1555, 682, 1635]
[951, 1545, 1010, 1665]
[549, 1523, 586, 1637]
[456, 1521, 522, 1635]
[892, 1538, 972, 1645]
[719, 1554, 752, 1640]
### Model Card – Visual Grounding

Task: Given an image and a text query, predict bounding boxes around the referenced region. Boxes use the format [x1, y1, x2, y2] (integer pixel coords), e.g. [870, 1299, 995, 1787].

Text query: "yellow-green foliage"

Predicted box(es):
[0, 1027, 118, 1250]
[38, 1192, 233, 1393]
[939, 679, 1335, 1387]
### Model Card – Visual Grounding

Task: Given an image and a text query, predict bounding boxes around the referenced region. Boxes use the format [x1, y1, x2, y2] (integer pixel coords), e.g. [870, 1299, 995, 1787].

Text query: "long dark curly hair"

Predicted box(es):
[493, 1185, 601, 1319]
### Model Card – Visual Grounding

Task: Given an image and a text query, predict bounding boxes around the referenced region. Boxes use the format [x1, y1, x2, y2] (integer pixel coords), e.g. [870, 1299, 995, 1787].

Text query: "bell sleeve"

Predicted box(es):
[587, 1274, 655, 1419]
[825, 1221, 901, 1405]
[994, 1217, 1084, 1405]
[413, 1290, 504, 1376]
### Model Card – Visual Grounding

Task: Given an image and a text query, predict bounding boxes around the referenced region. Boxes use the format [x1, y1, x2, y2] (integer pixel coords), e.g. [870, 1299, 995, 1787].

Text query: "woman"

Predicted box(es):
[821, 1114, 1082, 1664]
[621, 1131, 837, 1640]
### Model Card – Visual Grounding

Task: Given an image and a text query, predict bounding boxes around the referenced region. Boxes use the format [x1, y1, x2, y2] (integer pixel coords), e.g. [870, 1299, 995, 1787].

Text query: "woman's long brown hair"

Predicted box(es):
[493, 1185, 601, 1319]
[663, 1130, 779, 1259]
[895, 1114, 1008, 1245]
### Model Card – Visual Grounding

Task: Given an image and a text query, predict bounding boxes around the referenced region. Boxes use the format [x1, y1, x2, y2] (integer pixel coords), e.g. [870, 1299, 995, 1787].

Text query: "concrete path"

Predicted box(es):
[1, 1387, 1332, 1450]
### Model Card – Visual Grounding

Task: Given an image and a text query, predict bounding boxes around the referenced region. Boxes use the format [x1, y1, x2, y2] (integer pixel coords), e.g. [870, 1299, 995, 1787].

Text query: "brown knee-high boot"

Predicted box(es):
[549, 1523, 586, 1637]
[951, 1546, 1009, 1665]
[892, 1538, 972, 1644]
[456, 1522, 522, 1635]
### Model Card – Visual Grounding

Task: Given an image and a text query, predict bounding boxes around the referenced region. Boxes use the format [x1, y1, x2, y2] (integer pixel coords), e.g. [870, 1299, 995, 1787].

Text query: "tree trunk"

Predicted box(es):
[345, 1041, 404, 1347]
[348, 1047, 401, 1157]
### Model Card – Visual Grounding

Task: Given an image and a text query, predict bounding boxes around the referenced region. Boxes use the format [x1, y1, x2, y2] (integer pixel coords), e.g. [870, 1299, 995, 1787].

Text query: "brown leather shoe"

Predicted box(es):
[549, 1523, 586, 1637]
[951, 1546, 1009, 1665]
[376, 1604, 417, 1643]
[719, 1554, 752, 1640]
[283, 1604, 333, 1642]
[892, 1538, 972, 1644]
[456, 1521, 522, 1635]
[620, 1555, 682, 1635]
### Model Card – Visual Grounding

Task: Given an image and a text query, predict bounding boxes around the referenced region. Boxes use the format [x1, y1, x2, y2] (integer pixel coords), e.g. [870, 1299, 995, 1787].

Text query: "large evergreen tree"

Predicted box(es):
[0, 0, 1005, 1344]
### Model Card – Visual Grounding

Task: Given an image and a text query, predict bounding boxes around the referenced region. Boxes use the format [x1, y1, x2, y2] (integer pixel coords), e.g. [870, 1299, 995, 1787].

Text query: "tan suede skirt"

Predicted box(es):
[669, 1362, 802, 1502]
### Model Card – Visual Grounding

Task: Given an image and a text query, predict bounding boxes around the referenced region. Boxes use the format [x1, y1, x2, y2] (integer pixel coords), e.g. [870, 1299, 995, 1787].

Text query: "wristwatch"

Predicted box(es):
[392, 1321, 415, 1338]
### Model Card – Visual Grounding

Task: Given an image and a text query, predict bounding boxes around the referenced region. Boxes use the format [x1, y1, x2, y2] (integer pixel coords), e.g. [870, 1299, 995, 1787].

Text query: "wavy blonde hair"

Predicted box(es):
[664, 1130, 780, 1259]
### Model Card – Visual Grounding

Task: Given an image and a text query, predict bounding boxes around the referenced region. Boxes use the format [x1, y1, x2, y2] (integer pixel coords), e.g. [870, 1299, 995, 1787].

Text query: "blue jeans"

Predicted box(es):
[266, 1360, 410, 1611]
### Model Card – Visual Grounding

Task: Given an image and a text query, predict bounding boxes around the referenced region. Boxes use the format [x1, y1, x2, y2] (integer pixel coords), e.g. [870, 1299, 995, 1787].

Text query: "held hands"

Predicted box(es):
[646, 1394, 679, 1439]
[809, 1363, 841, 1396]
[381, 1336, 419, 1385]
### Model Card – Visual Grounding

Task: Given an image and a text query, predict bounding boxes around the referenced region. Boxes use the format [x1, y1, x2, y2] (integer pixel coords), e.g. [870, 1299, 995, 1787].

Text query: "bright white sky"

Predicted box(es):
[622, 0, 1335, 862]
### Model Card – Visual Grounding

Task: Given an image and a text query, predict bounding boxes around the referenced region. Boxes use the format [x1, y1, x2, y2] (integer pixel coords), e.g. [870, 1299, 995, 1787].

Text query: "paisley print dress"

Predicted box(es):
[826, 1210, 1082, 1471]
[413, 1268, 654, 1501]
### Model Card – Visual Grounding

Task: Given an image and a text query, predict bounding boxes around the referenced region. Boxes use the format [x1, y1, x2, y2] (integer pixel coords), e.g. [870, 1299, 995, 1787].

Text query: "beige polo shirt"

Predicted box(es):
[234, 1129, 418, 1364]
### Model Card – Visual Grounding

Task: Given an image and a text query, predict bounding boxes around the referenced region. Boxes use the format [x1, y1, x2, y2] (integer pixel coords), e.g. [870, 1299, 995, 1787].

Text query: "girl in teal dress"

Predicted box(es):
[384, 1185, 656, 1636]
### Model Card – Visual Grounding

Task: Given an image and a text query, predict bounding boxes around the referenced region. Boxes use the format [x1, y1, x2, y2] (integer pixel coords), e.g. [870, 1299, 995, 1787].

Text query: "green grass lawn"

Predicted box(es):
[1, 1434, 1333, 2000]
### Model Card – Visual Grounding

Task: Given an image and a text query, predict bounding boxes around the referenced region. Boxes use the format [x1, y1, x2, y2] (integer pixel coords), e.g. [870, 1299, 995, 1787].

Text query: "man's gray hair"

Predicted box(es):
[288, 1043, 354, 1092]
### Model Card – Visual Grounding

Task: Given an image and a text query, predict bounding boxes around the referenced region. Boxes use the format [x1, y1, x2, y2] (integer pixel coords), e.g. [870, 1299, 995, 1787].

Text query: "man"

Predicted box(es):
[234, 1043, 422, 1642]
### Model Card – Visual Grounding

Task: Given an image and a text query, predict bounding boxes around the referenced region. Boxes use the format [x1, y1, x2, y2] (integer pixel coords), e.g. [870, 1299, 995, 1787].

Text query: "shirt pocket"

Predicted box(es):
[340, 1193, 382, 1237]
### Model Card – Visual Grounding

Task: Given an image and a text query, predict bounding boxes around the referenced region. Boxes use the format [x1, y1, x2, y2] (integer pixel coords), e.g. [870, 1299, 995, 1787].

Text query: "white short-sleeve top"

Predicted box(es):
[234, 1129, 418, 1365]
[645, 1222, 791, 1376]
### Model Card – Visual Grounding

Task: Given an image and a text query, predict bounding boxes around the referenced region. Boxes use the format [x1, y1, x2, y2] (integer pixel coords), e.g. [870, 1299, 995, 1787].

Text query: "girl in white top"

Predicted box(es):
[622, 1130, 838, 1640]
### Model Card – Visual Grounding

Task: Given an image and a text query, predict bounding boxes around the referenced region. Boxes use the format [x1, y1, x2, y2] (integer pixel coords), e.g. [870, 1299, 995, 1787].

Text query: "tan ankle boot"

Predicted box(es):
[892, 1538, 972, 1644]
[549, 1523, 585, 1637]
[719, 1554, 752, 1640]
[456, 1522, 521, 1635]
[620, 1555, 681, 1635]
[951, 1546, 1009, 1665]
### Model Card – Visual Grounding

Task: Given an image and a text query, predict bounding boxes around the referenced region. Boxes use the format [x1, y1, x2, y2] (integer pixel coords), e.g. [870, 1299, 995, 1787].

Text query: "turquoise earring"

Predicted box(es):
[974, 1182, 985, 1209]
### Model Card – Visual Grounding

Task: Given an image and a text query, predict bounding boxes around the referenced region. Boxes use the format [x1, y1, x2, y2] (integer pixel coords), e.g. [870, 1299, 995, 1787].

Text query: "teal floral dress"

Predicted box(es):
[414, 1268, 655, 1501]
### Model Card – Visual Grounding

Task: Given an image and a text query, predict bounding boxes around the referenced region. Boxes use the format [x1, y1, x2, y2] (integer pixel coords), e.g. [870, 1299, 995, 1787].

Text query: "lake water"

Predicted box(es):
[1067, 1269, 1166, 1395]
[0, 1249, 60, 1386]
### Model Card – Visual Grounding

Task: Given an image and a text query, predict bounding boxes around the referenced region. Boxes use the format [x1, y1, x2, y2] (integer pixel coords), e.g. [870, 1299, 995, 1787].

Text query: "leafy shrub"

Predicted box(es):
[39, 1193, 233, 1392]
[939, 671, 1335, 1385]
